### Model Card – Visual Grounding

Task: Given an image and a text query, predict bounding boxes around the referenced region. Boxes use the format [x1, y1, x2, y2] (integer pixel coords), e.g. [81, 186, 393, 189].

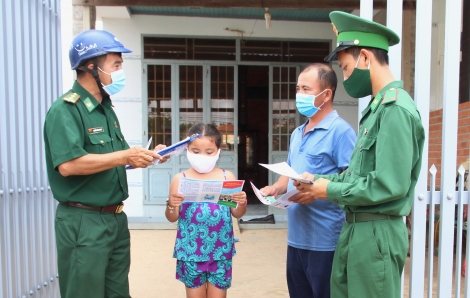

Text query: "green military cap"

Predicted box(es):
[324, 11, 400, 62]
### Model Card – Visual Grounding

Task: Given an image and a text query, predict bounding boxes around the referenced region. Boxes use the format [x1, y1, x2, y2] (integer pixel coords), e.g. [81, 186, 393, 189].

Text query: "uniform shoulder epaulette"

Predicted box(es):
[381, 88, 398, 105]
[62, 92, 80, 104]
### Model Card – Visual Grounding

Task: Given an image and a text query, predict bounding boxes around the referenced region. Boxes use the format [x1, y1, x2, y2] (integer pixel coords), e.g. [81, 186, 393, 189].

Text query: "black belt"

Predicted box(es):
[60, 202, 124, 214]
[346, 212, 401, 223]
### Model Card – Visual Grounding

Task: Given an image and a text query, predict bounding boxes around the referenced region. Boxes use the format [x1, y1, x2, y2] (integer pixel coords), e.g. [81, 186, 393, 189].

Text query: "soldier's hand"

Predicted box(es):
[126, 147, 156, 168]
[288, 192, 316, 205]
[153, 144, 170, 164]
[169, 193, 184, 208]
[295, 178, 330, 200]
[309, 178, 330, 199]
[292, 172, 315, 187]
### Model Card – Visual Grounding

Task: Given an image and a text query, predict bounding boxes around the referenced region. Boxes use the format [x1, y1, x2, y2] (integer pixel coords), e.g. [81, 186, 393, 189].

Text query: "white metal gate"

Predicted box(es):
[0, 0, 61, 297]
[377, 0, 467, 296]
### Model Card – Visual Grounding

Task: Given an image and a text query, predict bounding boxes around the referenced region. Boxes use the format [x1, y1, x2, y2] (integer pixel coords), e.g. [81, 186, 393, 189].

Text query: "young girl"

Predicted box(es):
[166, 123, 247, 298]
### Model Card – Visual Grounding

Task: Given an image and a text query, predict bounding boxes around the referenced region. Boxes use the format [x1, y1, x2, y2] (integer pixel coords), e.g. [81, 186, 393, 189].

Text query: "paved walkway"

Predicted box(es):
[129, 229, 288, 297]
[128, 229, 465, 298]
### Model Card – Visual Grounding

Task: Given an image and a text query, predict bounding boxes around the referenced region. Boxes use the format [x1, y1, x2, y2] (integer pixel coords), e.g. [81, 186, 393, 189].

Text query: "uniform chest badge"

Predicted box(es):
[88, 127, 104, 134]
[114, 121, 118, 128]
[83, 97, 96, 112]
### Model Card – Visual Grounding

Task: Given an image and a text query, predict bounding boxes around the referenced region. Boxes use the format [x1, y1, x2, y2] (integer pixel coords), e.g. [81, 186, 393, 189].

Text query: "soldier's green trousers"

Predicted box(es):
[331, 217, 408, 298]
[55, 203, 131, 298]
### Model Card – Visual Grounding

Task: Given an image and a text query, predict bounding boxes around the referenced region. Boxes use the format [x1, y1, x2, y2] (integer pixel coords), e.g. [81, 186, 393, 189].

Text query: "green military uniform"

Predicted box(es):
[318, 12, 426, 298]
[44, 81, 131, 298]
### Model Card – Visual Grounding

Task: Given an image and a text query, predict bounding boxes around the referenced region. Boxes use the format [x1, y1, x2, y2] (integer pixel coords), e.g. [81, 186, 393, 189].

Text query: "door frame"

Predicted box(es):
[142, 61, 239, 205]
[268, 65, 302, 185]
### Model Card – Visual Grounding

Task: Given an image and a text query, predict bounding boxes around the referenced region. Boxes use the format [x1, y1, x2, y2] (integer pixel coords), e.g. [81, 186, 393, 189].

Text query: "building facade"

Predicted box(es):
[64, 0, 469, 222]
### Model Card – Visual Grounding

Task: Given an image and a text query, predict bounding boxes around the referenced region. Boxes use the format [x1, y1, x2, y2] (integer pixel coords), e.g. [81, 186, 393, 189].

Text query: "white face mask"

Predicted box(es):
[186, 149, 220, 173]
[98, 68, 126, 96]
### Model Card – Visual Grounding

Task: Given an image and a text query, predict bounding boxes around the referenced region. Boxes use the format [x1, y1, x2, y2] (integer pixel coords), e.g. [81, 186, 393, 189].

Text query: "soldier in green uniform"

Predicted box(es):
[294, 12, 425, 297]
[44, 30, 167, 298]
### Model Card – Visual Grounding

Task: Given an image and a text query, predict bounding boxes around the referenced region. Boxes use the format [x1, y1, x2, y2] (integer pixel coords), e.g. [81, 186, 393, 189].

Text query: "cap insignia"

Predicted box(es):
[331, 23, 339, 36]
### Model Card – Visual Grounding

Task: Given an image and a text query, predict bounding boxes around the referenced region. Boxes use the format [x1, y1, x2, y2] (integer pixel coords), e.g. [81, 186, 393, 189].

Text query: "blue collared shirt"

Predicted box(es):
[287, 110, 356, 251]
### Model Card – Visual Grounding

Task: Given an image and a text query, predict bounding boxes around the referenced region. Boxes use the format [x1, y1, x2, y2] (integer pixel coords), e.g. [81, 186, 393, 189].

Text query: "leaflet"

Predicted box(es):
[259, 162, 313, 184]
[152, 133, 202, 165]
[250, 182, 298, 209]
[127, 134, 199, 169]
[178, 178, 245, 208]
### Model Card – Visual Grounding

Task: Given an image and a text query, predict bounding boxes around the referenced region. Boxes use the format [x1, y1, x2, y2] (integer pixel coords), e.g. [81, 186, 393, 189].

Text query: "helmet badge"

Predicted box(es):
[75, 42, 98, 57]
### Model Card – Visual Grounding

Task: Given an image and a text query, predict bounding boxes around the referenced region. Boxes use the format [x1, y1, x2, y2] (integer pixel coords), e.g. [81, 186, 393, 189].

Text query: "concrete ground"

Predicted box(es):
[128, 228, 465, 298]
[129, 229, 289, 298]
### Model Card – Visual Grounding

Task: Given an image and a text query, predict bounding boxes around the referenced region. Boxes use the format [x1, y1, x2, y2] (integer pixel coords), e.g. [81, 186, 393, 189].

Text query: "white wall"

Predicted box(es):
[97, 12, 358, 216]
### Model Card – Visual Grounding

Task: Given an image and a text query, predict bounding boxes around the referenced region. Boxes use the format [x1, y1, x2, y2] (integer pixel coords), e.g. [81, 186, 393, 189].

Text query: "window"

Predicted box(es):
[211, 66, 235, 151]
[179, 65, 203, 139]
[241, 40, 330, 63]
[143, 37, 329, 63]
[272, 66, 297, 151]
[144, 37, 236, 61]
[147, 65, 172, 148]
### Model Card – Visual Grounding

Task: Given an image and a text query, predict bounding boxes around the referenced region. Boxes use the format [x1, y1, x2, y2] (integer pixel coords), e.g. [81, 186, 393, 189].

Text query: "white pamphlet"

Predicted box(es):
[250, 182, 298, 209]
[259, 162, 313, 184]
[178, 178, 245, 208]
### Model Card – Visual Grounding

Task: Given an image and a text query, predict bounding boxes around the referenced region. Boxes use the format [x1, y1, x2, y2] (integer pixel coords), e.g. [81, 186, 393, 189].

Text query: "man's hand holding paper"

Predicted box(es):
[127, 146, 164, 169]
[126, 137, 169, 169]
[259, 185, 280, 197]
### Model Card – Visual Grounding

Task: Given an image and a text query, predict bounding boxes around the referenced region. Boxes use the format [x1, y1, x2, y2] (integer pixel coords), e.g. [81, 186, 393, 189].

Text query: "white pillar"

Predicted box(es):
[387, 1, 403, 80]
[437, 0, 463, 296]
[409, 0, 433, 296]
[385, 2, 404, 296]
[358, 0, 373, 128]
[61, 0, 74, 92]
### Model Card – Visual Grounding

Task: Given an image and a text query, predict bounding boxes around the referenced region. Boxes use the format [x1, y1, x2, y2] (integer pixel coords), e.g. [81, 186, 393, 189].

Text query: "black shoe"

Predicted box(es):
[239, 214, 275, 224]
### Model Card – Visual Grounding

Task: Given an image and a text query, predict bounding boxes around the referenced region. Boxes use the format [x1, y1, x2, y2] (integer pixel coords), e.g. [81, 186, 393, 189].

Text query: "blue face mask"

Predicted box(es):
[295, 89, 327, 117]
[99, 68, 126, 96]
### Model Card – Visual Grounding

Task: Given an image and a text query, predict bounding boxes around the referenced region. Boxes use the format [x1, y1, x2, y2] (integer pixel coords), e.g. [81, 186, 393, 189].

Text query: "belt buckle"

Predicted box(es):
[115, 203, 124, 214]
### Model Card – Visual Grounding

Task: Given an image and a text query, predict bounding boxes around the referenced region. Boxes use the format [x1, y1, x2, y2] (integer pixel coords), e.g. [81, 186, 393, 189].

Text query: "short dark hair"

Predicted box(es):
[344, 47, 389, 65]
[188, 123, 222, 149]
[301, 63, 337, 100]
[75, 53, 116, 77]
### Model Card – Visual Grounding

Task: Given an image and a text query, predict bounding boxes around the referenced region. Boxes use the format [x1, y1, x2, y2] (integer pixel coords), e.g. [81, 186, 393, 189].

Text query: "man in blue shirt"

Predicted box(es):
[260, 63, 356, 298]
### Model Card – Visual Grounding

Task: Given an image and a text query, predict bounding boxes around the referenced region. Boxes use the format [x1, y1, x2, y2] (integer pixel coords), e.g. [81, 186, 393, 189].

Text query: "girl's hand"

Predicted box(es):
[169, 193, 184, 208]
[231, 191, 247, 208]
